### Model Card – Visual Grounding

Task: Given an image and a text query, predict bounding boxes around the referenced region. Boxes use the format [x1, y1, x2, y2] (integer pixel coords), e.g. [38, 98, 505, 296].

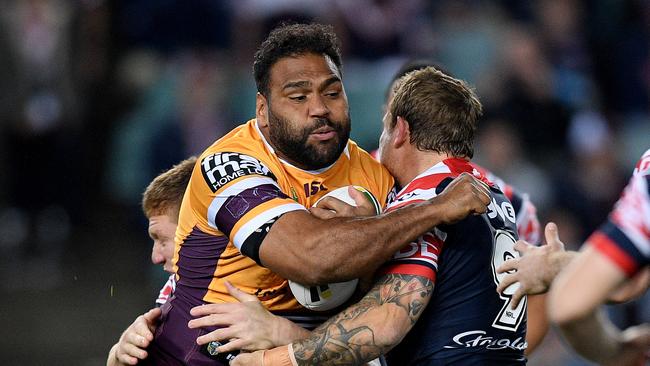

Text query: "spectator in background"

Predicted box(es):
[0, 0, 80, 287]
[108, 156, 196, 366]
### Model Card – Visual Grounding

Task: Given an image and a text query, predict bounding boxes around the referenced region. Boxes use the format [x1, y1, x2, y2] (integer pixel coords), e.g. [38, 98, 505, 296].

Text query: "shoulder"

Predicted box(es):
[197, 120, 279, 193]
[386, 171, 452, 211]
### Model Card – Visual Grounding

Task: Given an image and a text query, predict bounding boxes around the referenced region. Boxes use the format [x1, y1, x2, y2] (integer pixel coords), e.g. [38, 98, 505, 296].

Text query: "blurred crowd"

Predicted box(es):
[0, 0, 648, 364]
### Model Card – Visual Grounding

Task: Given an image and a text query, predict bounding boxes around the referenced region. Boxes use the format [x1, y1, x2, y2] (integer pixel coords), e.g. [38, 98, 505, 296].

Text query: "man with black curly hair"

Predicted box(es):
[142, 23, 490, 366]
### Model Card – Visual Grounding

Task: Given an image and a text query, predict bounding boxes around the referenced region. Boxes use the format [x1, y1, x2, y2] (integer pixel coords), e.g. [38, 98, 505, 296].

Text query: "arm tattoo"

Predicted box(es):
[292, 274, 433, 365]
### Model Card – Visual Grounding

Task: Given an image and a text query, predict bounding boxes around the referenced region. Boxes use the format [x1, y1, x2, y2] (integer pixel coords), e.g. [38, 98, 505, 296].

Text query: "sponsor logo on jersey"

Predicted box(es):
[487, 197, 516, 224]
[443, 330, 527, 351]
[201, 152, 275, 192]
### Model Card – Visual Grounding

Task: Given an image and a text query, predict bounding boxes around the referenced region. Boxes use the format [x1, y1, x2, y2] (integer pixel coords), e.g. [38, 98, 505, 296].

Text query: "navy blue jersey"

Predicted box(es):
[381, 158, 527, 365]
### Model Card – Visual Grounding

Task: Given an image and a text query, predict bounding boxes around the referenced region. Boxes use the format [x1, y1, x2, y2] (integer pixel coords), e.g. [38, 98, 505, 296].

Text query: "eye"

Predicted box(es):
[289, 95, 306, 102]
[325, 91, 340, 98]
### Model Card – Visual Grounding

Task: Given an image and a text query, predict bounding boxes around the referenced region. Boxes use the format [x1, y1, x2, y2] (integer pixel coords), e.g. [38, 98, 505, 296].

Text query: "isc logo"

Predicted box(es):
[304, 181, 328, 197]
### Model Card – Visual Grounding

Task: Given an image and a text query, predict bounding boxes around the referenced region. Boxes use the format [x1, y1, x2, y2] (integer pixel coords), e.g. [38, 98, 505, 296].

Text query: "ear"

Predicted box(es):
[256, 92, 268, 127]
[392, 116, 410, 148]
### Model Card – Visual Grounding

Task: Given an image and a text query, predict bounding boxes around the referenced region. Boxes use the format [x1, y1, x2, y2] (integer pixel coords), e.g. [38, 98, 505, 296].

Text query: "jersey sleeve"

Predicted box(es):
[379, 228, 446, 282]
[513, 193, 541, 245]
[196, 151, 306, 263]
[588, 174, 650, 276]
[155, 274, 176, 307]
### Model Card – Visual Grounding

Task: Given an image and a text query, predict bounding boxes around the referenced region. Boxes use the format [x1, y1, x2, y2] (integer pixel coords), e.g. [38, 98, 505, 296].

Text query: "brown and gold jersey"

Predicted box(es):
[173, 119, 394, 312]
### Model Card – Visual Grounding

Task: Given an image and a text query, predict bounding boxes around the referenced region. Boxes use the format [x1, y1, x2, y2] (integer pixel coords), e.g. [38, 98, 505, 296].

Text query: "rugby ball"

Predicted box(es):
[289, 186, 381, 311]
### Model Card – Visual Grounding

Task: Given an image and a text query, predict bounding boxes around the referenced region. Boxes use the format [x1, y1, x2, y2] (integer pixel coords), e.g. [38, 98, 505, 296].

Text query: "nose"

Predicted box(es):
[309, 95, 330, 118]
[151, 243, 164, 265]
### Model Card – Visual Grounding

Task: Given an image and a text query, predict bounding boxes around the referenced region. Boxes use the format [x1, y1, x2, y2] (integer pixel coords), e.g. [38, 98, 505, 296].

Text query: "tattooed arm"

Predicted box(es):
[232, 273, 434, 366]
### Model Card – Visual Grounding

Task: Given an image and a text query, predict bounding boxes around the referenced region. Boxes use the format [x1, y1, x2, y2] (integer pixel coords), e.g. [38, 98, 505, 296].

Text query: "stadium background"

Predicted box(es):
[0, 0, 648, 364]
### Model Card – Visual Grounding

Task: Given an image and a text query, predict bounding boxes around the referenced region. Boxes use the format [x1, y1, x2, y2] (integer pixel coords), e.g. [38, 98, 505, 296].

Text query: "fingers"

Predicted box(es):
[125, 327, 152, 349]
[132, 316, 155, 342]
[116, 351, 139, 365]
[496, 273, 519, 294]
[464, 174, 491, 213]
[143, 307, 162, 322]
[190, 303, 230, 317]
[188, 313, 232, 329]
[348, 186, 365, 206]
[544, 222, 563, 249]
[513, 240, 533, 255]
[348, 186, 376, 216]
[314, 197, 349, 212]
[510, 289, 525, 309]
[142, 307, 162, 333]
[308, 207, 337, 219]
[120, 341, 148, 361]
[225, 281, 259, 303]
[496, 258, 519, 274]
[217, 338, 248, 353]
[195, 327, 233, 345]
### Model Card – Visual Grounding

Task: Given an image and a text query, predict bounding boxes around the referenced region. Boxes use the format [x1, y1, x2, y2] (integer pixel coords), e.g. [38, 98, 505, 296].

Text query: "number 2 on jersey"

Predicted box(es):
[490, 230, 526, 331]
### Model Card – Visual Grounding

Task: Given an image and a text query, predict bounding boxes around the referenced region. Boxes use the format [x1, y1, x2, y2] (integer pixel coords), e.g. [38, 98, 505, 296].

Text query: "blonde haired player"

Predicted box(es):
[108, 156, 196, 366]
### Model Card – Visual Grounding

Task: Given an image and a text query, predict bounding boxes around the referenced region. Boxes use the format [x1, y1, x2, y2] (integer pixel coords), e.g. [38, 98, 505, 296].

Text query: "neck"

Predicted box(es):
[394, 149, 455, 187]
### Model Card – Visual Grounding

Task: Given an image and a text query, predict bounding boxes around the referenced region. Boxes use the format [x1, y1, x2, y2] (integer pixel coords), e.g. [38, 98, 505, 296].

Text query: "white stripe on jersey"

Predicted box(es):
[232, 202, 306, 250]
[387, 187, 439, 210]
[207, 176, 280, 229]
[387, 162, 451, 206]
[612, 175, 650, 257]
[155, 274, 176, 305]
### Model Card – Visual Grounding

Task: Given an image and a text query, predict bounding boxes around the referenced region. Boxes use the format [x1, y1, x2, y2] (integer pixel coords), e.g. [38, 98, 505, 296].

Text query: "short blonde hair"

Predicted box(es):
[142, 156, 197, 221]
[389, 67, 482, 158]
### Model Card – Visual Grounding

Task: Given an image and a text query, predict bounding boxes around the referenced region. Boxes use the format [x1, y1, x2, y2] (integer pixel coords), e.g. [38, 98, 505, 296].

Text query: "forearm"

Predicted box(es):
[274, 316, 312, 346]
[549, 246, 627, 324]
[264, 200, 447, 284]
[291, 274, 433, 365]
[524, 294, 548, 355]
[557, 309, 624, 364]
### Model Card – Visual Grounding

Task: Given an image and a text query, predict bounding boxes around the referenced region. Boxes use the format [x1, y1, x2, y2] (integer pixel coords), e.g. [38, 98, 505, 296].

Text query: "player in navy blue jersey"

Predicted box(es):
[233, 66, 527, 365]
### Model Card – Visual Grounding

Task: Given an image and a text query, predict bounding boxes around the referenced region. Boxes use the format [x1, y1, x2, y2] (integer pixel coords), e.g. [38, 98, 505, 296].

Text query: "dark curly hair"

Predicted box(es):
[253, 23, 343, 96]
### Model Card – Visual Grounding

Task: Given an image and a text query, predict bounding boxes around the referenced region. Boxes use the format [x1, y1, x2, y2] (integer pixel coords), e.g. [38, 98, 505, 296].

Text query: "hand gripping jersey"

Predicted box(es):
[588, 148, 650, 276]
[370, 149, 541, 245]
[147, 119, 394, 365]
[382, 158, 527, 366]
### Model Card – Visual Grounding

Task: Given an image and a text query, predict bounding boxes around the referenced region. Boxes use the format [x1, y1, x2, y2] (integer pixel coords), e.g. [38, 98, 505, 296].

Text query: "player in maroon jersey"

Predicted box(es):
[108, 157, 196, 366]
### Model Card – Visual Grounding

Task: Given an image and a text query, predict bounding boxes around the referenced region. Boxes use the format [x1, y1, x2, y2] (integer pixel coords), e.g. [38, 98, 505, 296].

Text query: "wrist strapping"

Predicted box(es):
[263, 344, 298, 366]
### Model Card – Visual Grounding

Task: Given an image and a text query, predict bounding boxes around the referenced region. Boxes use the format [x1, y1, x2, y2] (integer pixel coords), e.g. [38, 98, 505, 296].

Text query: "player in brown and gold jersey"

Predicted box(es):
[144, 23, 491, 366]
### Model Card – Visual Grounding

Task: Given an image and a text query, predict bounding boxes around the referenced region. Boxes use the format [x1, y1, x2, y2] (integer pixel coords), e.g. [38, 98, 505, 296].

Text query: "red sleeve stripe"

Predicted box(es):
[589, 231, 639, 277]
[378, 263, 436, 282]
